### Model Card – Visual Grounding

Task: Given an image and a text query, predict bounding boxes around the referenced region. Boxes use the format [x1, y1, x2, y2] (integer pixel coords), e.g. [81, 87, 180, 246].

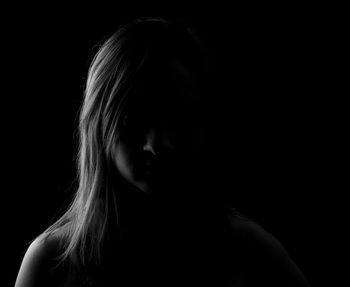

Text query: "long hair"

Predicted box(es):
[36, 17, 211, 269]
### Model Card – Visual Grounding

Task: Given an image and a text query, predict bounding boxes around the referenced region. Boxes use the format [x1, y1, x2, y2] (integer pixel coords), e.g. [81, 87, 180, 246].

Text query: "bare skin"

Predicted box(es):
[15, 209, 310, 286]
[15, 59, 310, 286]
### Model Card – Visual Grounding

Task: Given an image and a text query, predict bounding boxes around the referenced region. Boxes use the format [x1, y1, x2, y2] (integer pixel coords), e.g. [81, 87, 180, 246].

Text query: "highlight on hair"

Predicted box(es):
[34, 17, 210, 270]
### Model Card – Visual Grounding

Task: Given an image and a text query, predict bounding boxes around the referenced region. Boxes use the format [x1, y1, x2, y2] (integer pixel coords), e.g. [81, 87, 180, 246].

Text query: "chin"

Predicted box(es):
[135, 178, 156, 194]
[138, 176, 169, 196]
[137, 183, 151, 194]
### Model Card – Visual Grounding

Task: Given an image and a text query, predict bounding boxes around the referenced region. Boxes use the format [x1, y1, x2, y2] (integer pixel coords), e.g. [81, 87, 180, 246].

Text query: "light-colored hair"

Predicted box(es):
[35, 17, 210, 270]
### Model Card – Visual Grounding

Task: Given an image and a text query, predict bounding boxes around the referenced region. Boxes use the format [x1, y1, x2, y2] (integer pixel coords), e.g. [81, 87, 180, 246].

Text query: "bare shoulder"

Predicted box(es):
[225, 208, 310, 286]
[15, 231, 68, 287]
[227, 210, 289, 255]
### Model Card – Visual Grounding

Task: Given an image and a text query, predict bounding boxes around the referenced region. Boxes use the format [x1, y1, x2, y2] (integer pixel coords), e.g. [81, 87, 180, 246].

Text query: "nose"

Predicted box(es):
[143, 128, 157, 155]
[142, 125, 175, 156]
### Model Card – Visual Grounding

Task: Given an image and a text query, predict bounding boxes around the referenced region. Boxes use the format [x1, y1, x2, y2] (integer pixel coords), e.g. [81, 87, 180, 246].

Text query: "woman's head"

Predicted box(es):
[83, 17, 209, 197]
[112, 59, 202, 195]
[41, 17, 212, 267]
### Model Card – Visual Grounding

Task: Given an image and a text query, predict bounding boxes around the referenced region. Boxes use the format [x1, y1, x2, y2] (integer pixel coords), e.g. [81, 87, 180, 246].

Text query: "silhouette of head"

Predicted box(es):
[83, 17, 209, 199]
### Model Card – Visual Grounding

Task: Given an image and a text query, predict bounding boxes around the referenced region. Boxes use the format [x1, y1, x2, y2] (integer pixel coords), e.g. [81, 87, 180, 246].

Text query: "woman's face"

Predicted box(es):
[113, 59, 204, 195]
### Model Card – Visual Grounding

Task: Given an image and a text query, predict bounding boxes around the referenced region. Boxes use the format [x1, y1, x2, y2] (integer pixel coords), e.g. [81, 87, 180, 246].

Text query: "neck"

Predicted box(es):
[115, 179, 209, 240]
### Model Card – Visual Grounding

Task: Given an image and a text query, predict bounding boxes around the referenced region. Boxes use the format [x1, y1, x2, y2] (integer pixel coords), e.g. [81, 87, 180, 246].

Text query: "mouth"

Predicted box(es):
[141, 160, 158, 175]
[145, 164, 162, 177]
[140, 152, 178, 178]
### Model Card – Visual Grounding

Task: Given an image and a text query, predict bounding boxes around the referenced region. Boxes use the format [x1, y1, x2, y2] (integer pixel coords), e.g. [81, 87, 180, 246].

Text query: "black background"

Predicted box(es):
[4, 3, 344, 286]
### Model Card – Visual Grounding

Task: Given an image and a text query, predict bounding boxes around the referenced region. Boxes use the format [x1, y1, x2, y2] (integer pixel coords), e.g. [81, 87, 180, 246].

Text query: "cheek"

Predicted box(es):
[190, 128, 204, 153]
[113, 141, 136, 181]
[182, 125, 205, 153]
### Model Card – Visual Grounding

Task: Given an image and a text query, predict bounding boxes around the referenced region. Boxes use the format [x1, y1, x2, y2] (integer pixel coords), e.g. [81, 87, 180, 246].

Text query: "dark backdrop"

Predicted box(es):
[4, 4, 342, 286]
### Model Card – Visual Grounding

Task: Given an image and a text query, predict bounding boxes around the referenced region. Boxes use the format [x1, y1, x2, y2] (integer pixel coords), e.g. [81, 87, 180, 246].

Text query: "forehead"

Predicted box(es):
[125, 59, 199, 115]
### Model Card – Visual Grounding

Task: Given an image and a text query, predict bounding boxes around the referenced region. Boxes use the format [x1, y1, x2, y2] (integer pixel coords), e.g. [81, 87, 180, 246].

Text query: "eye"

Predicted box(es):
[122, 115, 129, 127]
[117, 114, 133, 136]
[119, 113, 146, 136]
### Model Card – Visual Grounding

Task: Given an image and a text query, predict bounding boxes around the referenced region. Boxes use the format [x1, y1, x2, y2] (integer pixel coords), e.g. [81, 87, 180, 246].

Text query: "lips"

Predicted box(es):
[141, 159, 158, 174]
[141, 152, 158, 169]
[144, 160, 155, 168]
[140, 151, 177, 176]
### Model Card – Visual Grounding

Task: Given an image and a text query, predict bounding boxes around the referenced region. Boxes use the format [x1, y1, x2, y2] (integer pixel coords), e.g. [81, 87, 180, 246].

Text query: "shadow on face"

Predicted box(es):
[113, 58, 205, 196]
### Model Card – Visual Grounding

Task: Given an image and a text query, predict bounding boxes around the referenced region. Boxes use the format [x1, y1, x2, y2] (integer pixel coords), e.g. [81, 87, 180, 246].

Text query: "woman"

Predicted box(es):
[15, 17, 310, 286]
